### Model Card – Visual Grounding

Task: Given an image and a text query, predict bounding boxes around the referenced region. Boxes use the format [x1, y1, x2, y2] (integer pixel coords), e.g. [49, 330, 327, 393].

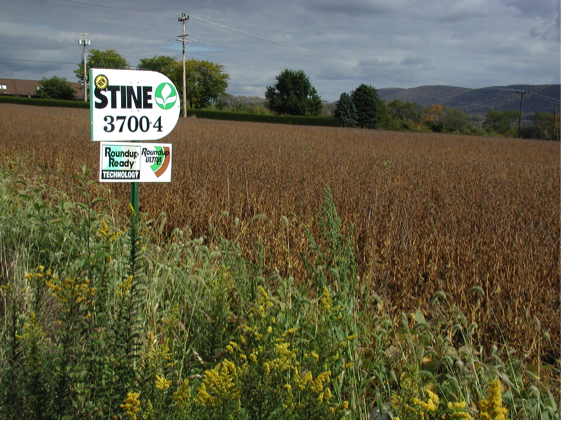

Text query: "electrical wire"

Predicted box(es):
[0, 57, 76, 65]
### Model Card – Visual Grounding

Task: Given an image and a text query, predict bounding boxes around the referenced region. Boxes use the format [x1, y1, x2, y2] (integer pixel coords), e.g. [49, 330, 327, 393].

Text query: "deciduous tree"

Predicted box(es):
[137, 55, 178, 75]
[483, 109, 518, 136]
[531, 111, 560, 140]
[36, 76, 76, 100]
[137, 56, 229, 110]
[74, 49, 130, 90]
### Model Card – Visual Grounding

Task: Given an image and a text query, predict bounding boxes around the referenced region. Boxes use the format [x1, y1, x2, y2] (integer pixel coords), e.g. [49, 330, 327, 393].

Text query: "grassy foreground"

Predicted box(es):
[0, 164, 558, 420]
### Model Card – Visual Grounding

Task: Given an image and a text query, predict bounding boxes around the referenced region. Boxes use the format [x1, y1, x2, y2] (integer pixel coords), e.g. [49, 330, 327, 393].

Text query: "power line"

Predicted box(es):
[0, 57, 77, 65]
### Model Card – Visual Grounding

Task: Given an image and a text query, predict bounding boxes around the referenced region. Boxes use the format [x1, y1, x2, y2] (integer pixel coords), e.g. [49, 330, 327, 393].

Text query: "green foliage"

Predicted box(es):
[483, 109, 518, 136]
[440, 106, 474, 134]
[186, 108, 340, 126]
[529, 111, 560, 140]
[180, 59, 230, 110]
[137, 55, 178, 74]
[301, 186, 356, 294]
[334, 92, 358, 127]
[74, 48, 130, 88]
[0, 95, 89, 108]
[36, 76, 76, 101]
[350, 84, 381, 129]
[138, 56, 230, 110]
[0, 167, 558, 420]
[265, 69, 323, 116]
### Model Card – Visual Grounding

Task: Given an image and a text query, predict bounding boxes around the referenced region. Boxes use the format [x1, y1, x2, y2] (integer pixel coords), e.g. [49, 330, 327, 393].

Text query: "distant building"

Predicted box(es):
[0, 78, 84, 100]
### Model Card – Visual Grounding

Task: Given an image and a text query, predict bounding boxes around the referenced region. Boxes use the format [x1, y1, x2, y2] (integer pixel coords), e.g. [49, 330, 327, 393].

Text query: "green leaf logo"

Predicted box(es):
[155, 83, 177, 110]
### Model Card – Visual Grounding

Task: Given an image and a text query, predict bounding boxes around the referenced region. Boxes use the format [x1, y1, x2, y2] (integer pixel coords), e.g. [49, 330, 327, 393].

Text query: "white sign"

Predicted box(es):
[99, 143, 172, 182]
[90, 69, 180, 141]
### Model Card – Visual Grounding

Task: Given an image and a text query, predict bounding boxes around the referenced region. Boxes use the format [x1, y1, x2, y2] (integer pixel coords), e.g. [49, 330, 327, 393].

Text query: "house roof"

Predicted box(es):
[0, 78, 85, 100]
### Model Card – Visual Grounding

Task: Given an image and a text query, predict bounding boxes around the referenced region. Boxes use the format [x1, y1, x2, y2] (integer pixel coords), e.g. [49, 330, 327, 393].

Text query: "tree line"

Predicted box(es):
[35, 49, 559, 140]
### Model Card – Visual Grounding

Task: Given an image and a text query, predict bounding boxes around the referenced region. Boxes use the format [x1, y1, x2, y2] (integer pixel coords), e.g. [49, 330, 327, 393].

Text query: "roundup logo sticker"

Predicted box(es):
[99, 143, 172, 183]
[142, 146, 171, 177]
[155, 83, 177, 110]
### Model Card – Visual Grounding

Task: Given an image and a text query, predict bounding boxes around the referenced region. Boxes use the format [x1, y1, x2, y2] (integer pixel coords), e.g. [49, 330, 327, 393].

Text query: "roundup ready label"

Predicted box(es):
[90, 69, 180, 141]
[99, 143, 172, 182]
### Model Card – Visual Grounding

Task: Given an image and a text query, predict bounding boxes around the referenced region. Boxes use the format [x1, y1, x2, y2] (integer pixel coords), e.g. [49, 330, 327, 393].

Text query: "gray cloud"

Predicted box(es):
[0, 0, 558, 102]
[303, 0, 400, 17]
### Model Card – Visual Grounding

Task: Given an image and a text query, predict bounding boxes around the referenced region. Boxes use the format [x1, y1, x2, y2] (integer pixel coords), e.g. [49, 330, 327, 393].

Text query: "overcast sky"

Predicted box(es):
[0, 0, 559, 102]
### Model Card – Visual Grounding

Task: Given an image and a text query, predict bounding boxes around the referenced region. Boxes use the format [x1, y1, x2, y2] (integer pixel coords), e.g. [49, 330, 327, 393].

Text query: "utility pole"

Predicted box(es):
[177, 13, 190, 117]
[78, 33, 91, 102]
[554, 107, 558, 141]
[515, 90, 530, 138]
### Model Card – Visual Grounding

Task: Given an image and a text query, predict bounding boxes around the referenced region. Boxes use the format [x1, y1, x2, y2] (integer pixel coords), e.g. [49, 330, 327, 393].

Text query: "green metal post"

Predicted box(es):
[130, 181, 139, 226]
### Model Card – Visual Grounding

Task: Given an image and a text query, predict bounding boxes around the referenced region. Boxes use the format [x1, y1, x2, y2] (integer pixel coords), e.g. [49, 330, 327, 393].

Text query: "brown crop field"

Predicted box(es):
[1, 103, 559, 358]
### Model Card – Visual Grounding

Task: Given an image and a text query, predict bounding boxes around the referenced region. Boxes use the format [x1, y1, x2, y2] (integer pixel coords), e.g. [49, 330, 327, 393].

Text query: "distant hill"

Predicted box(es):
[378, 84, 560, 117]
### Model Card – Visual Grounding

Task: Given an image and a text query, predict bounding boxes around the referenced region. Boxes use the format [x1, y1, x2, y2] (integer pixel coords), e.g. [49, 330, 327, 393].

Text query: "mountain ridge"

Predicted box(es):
[377, 84, 560, 116]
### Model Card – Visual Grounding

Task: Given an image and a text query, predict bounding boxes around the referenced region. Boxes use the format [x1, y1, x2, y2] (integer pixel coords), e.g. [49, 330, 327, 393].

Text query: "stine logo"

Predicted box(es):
[94, 83, 177, 110]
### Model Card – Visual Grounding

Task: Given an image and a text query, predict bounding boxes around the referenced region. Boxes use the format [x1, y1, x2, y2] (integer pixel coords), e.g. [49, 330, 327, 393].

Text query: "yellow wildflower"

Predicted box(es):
[174, 379, 191, 412]
[195, 359, 241, 407]
[283, 327, 298, 336]
[479, 379, 508, 420]
[121, 392, 140, 420]
[155, 375, 171, 390]
[263, 362, 270, 375]
[320, 286, 332, 313]
[311, 351, 319, 361]
[312, 371, 331, 393]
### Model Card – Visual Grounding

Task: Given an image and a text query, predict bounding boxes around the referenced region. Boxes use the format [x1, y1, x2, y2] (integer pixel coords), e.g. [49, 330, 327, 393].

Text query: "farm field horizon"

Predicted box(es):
[0, 103, 559, 358]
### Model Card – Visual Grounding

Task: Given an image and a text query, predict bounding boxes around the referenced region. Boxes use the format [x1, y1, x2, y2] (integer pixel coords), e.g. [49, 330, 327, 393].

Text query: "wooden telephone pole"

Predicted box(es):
[177, 14, 190, 118]
[515, 90, 530, 137]
[554, 107, 558, 141]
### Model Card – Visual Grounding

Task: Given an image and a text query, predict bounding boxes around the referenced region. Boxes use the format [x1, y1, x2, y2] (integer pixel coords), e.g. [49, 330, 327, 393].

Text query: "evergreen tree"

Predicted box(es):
[265, 69, 322, 116]
[351, 84, 380, 129]
[333, 92, 357, 127]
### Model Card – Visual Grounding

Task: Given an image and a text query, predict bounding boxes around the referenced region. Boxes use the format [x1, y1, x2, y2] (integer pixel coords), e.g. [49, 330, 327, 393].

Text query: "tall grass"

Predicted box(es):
[0, 164, 558, 419]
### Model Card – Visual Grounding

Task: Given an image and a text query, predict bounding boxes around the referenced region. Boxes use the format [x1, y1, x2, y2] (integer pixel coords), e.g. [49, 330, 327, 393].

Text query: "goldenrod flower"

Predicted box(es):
[155, 375, 171, 390]
[312, 371, 331, 393]
[320, 286, 332, 313]
[195, 359, 241, 407]
[174, 379, 191, 412]
[121, 392, 140, 420]
[479, 379, 508, 420]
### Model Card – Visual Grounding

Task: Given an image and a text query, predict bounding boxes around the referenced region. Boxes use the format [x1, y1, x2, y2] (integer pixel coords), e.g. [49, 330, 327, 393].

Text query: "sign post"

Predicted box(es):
[90, 68, 180, 226]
